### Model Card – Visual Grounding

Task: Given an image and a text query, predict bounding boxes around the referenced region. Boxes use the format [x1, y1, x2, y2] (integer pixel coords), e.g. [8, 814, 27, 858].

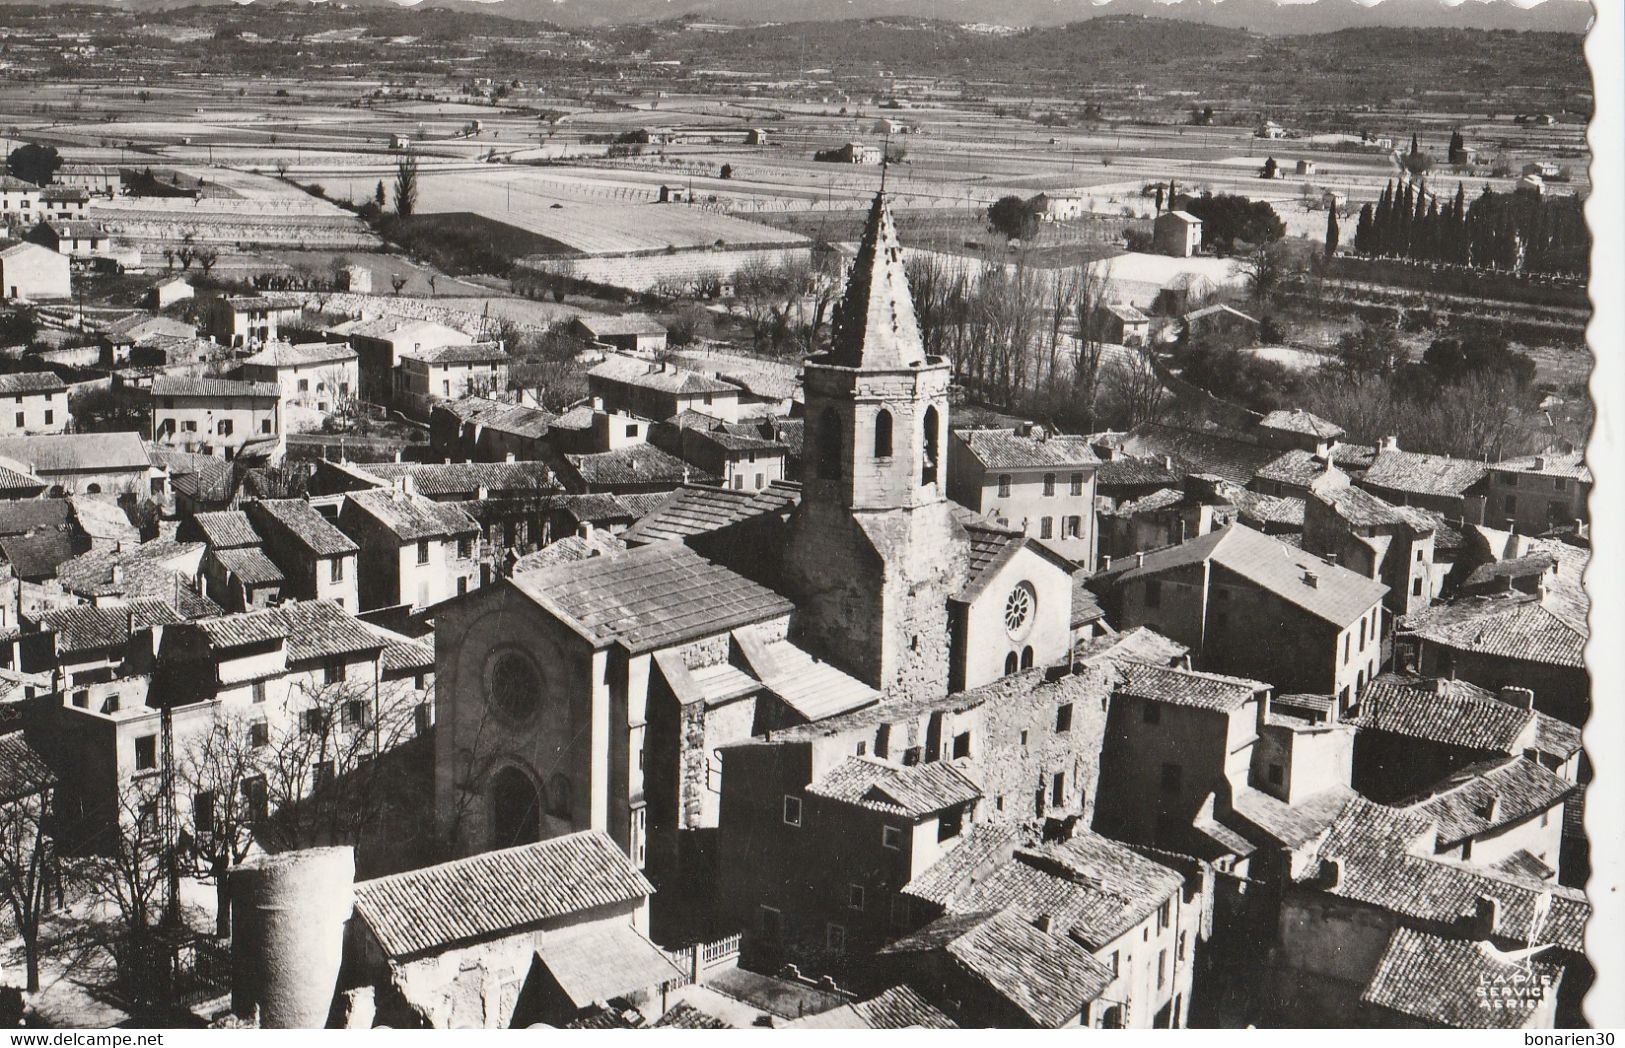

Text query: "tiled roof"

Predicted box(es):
[185, 510, 261, 550]
[0, 463, 46, 494]
[684, 426, 785, 454]
[751, 637, 880, 721]
[0, 372, 66, 396]
[949, 834, 1185, 950]
[957, 428, 1100, 470]
[104, 314, 196, 343]
[1462, 553, 1555, 591]
[1400, 757, 1573, 847]
[1076, 625, 1189, 667]
[564, 445, 714, 488]
[371, 626, 435, 675]
[0, 500, 71, 536]
[575, 312, 668, 338]
[850, 985, 959, 1029]
[1361, 927, 1560, 1029]
[1362, 449, 1489, 499]
[1104, 303, 1149, 324]
[1096, 454, 1192, 489]
[150, 376, 281, 399]
[902, 822, 1023, 907]
[533, 921, 685, 1010]
[654, 1002, 734, 1029]
[398, 341, 507, 365]
[555, 493, 638, 526]
[1399, 593, 1584, 668]
[882, 909, 1112, 1027]
[343, 489, 478, 542]
[1489, 451, 1591, 483]
[1316, 483, 1430, 529]
[508, 541, 793, 654]
[1255, 450, 1340, 489]
[55, 538, 203, 598]
[588, 354, 737, 396]
[1349, 674, 1544, 755]
[512, 530, 628, 573]
[1229, 785, 1358, 850]
[1310, 796, 1588, 952]
[250, 499, 358, 557]
[0, 432, 151, 474]
[352, 832, 653, 959]
[1183, 302, 1258, 325]
[1118, 423, 1280, 486]
[822, 193, 928, 371]
[359, 461, 557, 498]
[0, 734, 55, 802]
[193, 600, 383, 662]
[1113, 523, 1388, 627]
[1257, 409, 1344, 440]
[621, 483, 798, 546]
[434, 397, 554, 440]
[0, 528, 88, 581]
[241, 340, 357, 368]
[1110, 659, 1266, 712]
[328, 316, 469, 345]
[210, 546, 285, 586]
[806, 757, 980, 817]
[1071, 574, 1106, 627]
[36, 598, 187, 654]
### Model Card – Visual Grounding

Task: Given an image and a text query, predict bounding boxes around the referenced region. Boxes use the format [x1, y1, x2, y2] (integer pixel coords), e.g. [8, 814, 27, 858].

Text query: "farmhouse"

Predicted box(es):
[206, 295, 288, 349]
[570, 313, 669, 354]
[241, 340, 359, 412]
[1091, 303, 1150, 347]
[0, 372, 70, 435]
[0, 432, 155, 496]
[146, 277, 193, 310]
[0, 242, 70, 301]
[817, 142, 883, 164]
[1153, 211, 1202, 258]
[24, 220, 113, 259]
[0, 176, 41, 218]
[39, 187, 90, 221]
[588, 355, 742, 423]
[328, 315, 474, 404]
[1031, 193, 1090, 222]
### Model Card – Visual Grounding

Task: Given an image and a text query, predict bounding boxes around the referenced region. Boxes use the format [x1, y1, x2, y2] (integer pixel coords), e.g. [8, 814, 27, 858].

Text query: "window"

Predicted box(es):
[43, 410, 52, 425]
[952, 732, 971, 759]
[1343, 634, 1350, 662]
[1109, 951, 1121, 977]
[849, 884, 866, 911]
[218, 419, 233, 436]
[1063, 516, 1081, 539]
[13, 413, 21, 428]
[325, 661, 348, 685]
[1412, 577, 1424, 596]
[72, 690, 88, 709]
[1416, 548, 1425, 562]
[343, 699, 369, 730]
[301, 708, 324, 734]
[252, 680, 267, 704]
[458, 536, 473, 558]
[1158, 899, 1173, 931]
[997, 474, 1012, 497]
[1043, 473, 1056, 496]
[1055, 703, 1073, 733]
[1020, 645, 1034, 670]
[826, 923, 846, 953]
[873, 409, 893, 458]
[414, 703, 432, 736]
[298, 379, 309, 392]
[135, 735, 157, 772]
[1145, 580, 1161, 608]
[1554, 477, 1568, 492]
[1040, 516, 1054, 539]
[882, 825, 903, 850]
[1157, 948, 1168, 989]
[782, 795, 802, 827]
[312, 761, 335, 788]
[250, 721, 269, 748]
[902, 746, 922, 767]
[1070, 472, 1085, 496]
[1143, 703, 1161, 725]
[856, 741, 867, 757]
[261, 419, 272, 434]
[193, 791, 216, 835]
[1161, 762, 1183, 793]
[417, 540, 430, 565]
[1359, 618, 1366, 650]
[1267, 763, 1283, 786]
[331, 558, 345, 582]
[921, 406, 939, 486]
[1180, 930, 1189, 960]
[733, 475, 745, 490]
[182, 420, 197, 432]
[1051, 771, 1066, 806]
[938, 806, 964, 842]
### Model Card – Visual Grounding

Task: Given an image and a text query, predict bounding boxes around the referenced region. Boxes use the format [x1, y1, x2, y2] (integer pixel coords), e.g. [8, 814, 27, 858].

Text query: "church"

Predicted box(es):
[431, 191, 1081, 905]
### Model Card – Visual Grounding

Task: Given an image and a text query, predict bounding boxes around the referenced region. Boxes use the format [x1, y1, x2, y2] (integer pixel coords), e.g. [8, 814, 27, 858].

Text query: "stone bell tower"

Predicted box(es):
[782, 191, 968, 702]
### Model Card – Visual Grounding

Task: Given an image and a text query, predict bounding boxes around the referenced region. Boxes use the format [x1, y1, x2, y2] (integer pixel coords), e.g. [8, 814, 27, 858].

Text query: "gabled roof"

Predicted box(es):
[351, 831, 653, 960]
[210, 547, 285, 586]
[806, 757, 980, 817]
[242, 340, 358, 369]
[533, 922, 684, 1010]
[563, 445, 712, 488]
[745, 635, 880, 722]
[1110, 659, 1267, 712]
[956, 428, 1100, 470]
[1117, 422, 1280, 486]
[881, 909, 1113, 1027]
[249, 499, 359, 557]
[507, 541, 793, 654]
[1399, 756, 1573, 847]
[0, 528, 88, 581]
[1183, 303, 1258, 325]
[434, 396, 555, 440]
[0, 734, 55, 802]
[1160, 209, 1201, 225]
[573, 312, 668, 338]
[822, 192, 928, 370]
[513, 530, 628, 573]
[0, 432, 151, 474]
[621, 483, 798, 546]
[1488, 450, 1590, 483]
[150, 376, 281, 399]
[185, 510, 261, 550]
[398, 341, 507, 365]
[1316, 483, 1434, 530]
[1229, 785, 1358, 850]
[359, 460, 557, 498]
[588, 354, 737, 396]
[1361, 449, 1489, 499]
[1399, 592, 1584, 668]
[1361, 927, 1561, 1029]
[1257, 409, 1344, 440]
[192, 600, 383, 662]
[343, 488, 478, 542]
[35, 598, 188, 655]
[902, 822, 1023, 907]
[0, 372, 66, 396]
[0, 499, 71, 536]
[1111, 523, 1388, 627]
[1348, 673, 1577, 757]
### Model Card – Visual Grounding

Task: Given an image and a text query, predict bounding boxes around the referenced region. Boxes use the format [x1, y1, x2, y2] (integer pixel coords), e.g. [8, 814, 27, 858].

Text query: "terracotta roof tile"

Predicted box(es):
[806, 757, 981, 817]
[1399, 594, 1584, 668]
[1399, 757, 1573, 847]
[957, 428, 1100, 470]
[1110, 660, 1268, 712]
[1362, 449, 1489, 499]
[1361, 927, 1561, 1028]
[1349, 674, 1542, 755]
[249, 499, 359, 557]
[342, 489, 478, 542]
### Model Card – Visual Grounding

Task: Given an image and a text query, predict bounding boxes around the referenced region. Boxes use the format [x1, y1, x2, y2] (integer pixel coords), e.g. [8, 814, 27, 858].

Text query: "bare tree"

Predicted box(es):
[1070, 260, 1114, 431]
[196, 247, 219, 278]
[78, 777, 171, 946]
[178, 711, 263, 938]
[390, 274, 408, 295]
[1112, 350, 1167, 428]
[0, 749, 58, 991]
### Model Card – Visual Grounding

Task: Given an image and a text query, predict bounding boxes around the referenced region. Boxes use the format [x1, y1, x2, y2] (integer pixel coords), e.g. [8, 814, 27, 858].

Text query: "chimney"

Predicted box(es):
[1321, 857, 1343, 889]
[397, 475, 415, 496]
[1017, 421, 1033, 437]
[1033, 914, 1054, 934]
[578, 521, 594, 541]
[1533, 456, 1546, 471]
[394, 450, 404, 463]
[1470, 895, 1499, 940]
[110, 563, 123, 586]
[505, 452, 515, 463]
[630, 457, 639, 472]
[1324, 552, 1337, 567]
[1100, 554, 1112, 571]
[1498, 686, 1534, 710]
[1163, 455, 1173, 471]
[1134, 551, 1145, 568]
[477, 485, 490, 500]
[1380, 435, 1399, 452]
[1303, 570, 1319, 588]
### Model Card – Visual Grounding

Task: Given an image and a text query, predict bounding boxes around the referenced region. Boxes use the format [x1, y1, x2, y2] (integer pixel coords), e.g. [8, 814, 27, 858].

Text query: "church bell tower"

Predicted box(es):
[783, 191, 967, 702]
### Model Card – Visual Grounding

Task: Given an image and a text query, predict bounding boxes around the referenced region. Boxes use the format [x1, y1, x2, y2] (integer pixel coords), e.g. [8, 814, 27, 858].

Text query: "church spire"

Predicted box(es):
[824, 191, 926, 370]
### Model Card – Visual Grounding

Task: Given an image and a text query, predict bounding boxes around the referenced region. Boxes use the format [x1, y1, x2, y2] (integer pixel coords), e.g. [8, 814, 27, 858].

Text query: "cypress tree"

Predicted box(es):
[1355, 202, 1375, 254]
[1325, 207, 1340, 257]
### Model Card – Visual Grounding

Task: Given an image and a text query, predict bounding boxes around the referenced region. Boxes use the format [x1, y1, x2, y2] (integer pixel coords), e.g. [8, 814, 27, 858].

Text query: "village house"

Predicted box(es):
[149, 376, 283, 461]
[1118, 421, 1282, 487]
[570, 314, 670, 354]
[0, 242, 70, 301]
[335, 485, 481, 612]
[1254, 409, 1346, 453]
[0, 432, 158, 497]
[429, 397, 555, 463]
[1099, 473, 1304, 562]
[99, 314, 198, 365]
[394, 342, 509, 420]
[588, 355, 744, 424]
[1395, 755, 1572, 876]
[1484, 449, 1590, 534]
[205, 296, 287, 349]
[342, 831, 680, 1028]
[818, 142, 883, 164]
[241, 340, 360, 412]
[1183, 303, 1259, 342]
[1030, 192, 1090, 222]
[39, 186, 89, 221]
[947, 425, 1100, 569]
[327, 316, 474, 405]
[0, 373, 69, 436]
[1358, 436, 1489, 523]
[1092, 523, 1389, 707]
[244, 499, 360, 611]
[1090, 303, 1151, 347]
[24, 220, 112, 260]
[0, 176, 41, 221]
[650, 417, 787, 493]
[555, 444, 708, 495]
[1303, 477, 1439, 616]
[146, 277, 194, 311]
[1153, 211, 1202, 258]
